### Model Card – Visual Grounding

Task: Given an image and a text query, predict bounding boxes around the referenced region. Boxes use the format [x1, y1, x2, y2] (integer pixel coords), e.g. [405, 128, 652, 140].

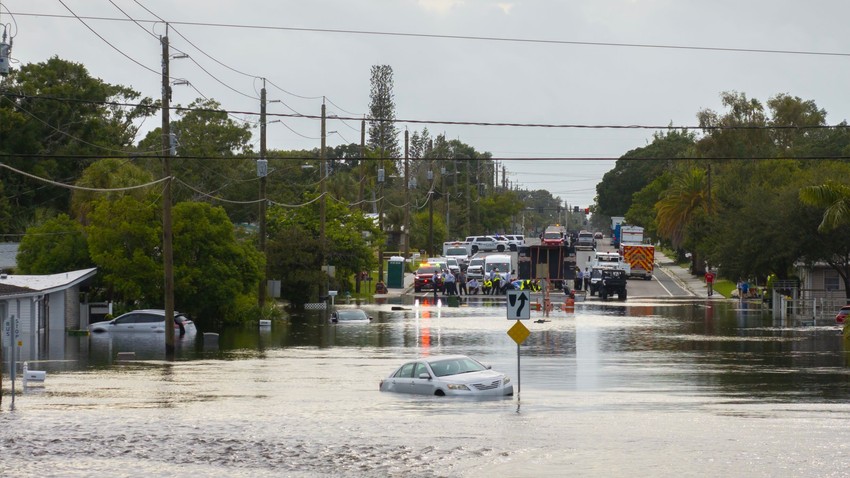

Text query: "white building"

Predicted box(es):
[1, 268, 97, 362]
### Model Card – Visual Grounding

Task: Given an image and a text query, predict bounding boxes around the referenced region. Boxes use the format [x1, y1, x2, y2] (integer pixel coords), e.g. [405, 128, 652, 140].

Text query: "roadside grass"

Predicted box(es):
[713, 280, 735, 298]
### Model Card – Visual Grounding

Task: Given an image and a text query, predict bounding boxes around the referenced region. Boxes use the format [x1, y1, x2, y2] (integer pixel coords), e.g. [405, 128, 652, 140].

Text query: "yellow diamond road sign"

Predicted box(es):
[507, 320, 530, 345]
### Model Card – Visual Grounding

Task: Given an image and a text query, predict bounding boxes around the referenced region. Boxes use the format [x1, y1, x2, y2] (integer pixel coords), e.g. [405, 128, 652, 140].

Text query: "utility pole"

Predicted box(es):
[320, 102, 327, 296]
[428, 161, 434, 256]
[377, 157, 385, 283]
[358, 117, 366, 212]
[404, 130, 410, 262]
[160, 28, 175, 358]
[258, 81, 268, 308]
[466, 158, 470, 237]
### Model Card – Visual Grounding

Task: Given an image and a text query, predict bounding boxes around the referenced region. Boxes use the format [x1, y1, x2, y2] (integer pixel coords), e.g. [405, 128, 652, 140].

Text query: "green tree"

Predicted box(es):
[172, 202, 263, 325]
[478, 191, 524, 234]
[0, 57, 155, 232]
[409, 210, 447, 254]
[708, 160, 804, 279]
[624, 172, 672, 242]
[596, 130, 694, 217]
[0, 181, 11, 234]
[266, 195, 381, 305]
[137, 98, 255, 221]
[16, 214, 92, 274]
[87, 196, 162, 304]
[367, 65, 400, 159]
[70, 158, 158, 224]
[655, 167, 711, 271]
[799, 181, 850, 232]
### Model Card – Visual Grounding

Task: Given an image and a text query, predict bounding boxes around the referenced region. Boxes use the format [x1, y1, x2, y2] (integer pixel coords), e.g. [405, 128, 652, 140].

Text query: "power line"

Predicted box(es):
[11, 10, 850, 59]
[6, 92, 850, 132]
[54, 1, 159, 76]
[5, 152, 849, 162]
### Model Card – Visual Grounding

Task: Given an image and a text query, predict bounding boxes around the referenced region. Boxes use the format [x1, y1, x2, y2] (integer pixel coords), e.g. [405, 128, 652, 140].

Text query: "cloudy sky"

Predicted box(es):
[4, 0, 850, 208]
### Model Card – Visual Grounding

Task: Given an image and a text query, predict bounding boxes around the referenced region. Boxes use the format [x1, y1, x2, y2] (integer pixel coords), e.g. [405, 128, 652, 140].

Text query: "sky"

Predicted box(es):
[3, 0, 850, 209]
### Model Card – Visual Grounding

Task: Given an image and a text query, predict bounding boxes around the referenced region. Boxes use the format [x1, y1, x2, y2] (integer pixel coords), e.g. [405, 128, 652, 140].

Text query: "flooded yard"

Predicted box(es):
[3, 299, 850, 477]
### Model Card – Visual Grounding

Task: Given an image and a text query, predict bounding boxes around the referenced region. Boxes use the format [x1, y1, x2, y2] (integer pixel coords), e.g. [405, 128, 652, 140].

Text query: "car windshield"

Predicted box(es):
[428, 357, 487, 377]
[485, 263, 510, 273]
[543, 232, 560, 239]
[446, 248, 467, 255]
[416, 266, 440, 275]
[335, 310, 367, 321]
[469, 259, 484, 267]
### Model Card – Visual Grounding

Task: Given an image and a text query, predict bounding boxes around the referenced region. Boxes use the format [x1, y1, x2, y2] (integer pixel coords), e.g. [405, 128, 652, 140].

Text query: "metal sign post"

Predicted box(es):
[507, 291, 531, 405]
[4, 315, 19, 408]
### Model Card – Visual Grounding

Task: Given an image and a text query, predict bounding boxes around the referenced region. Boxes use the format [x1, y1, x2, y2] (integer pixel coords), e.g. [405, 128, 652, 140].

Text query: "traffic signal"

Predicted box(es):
[573, 206, 579, 213]
[584, 208, 590, 215]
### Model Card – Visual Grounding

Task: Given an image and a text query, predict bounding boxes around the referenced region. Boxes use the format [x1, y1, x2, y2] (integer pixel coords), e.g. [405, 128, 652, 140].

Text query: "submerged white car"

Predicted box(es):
[88, 309, 196, 335]
[379, 355, 513, 397]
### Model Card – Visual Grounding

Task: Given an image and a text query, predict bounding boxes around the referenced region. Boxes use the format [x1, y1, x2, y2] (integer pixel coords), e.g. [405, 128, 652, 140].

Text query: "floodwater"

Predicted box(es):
[3, 298, 850, 477]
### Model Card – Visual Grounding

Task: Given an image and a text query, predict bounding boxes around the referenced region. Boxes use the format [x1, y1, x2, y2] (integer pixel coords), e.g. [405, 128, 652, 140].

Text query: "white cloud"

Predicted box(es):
[418, 0, 464, 14]
[496, 3, 514, 14]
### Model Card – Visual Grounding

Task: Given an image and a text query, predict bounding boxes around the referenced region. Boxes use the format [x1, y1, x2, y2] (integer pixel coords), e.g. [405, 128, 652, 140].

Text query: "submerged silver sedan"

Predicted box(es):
[379, 355, 513, 397]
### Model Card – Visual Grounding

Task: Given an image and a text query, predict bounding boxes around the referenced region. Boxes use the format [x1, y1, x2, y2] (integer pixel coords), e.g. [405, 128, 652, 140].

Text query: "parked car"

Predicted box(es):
[414, 265, 443, 293]
[89, 309, 196, 335]
[836, 305, 850, 325]
[466, 257, 486, 280]
[576, 231, 596, 250]
[464, 235, 508, 253]
[594, 232, 603, 240]
[445, 257, 461, 275]
[379, 354, 513, 397]
[426, 257, 448, 271]
[331, 309, 373, 323]
[504, 235, 526, 248]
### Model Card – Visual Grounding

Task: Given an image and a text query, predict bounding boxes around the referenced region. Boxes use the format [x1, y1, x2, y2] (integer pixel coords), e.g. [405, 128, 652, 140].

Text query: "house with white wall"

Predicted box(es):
[1, 268, 97, 363]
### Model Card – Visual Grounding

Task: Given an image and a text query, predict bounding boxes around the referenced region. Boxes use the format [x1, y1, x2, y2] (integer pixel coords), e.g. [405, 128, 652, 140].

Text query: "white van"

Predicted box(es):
[484, 254, 512, 278]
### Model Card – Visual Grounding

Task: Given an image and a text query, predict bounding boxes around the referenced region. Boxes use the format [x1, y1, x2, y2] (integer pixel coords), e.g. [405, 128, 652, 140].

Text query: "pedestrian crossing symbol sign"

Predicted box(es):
[506, 290, 531, 320]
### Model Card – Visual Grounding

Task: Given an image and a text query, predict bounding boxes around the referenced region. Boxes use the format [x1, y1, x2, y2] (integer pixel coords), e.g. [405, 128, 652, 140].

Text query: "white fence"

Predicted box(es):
[774, 293, 847, 326]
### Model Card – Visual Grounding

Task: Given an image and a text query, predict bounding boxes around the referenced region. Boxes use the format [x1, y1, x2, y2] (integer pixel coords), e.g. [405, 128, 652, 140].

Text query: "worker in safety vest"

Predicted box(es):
[490, 268, 501, 295]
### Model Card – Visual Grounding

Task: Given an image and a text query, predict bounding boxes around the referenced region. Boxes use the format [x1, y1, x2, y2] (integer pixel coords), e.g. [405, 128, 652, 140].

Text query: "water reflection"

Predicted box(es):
[13, 300, 850, 400]
[7, 299, 850, 477]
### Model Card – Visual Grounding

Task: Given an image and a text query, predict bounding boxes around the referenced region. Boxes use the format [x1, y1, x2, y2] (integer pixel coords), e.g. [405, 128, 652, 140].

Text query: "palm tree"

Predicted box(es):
[799, 181, 850, 232]
[655, 167, 710, 249]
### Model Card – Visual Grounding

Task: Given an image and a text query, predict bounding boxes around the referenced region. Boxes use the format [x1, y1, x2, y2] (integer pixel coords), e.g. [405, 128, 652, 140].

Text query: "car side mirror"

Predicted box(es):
[486, 365, 492, 369]
[419, 373, 431, 380]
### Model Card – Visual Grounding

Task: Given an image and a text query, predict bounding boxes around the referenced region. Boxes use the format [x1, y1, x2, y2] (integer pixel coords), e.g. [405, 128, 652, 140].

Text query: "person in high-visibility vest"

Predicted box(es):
[490, 268, 501, 295]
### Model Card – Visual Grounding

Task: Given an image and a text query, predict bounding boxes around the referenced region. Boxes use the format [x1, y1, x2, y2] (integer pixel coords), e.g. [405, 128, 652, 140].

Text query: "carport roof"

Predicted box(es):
[0, 268, 97, 299]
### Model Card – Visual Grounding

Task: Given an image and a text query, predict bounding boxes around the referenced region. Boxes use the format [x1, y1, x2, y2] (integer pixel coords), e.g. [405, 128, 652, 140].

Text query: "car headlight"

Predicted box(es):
[503, 376, 511, 385]
[446, 383, 471, 391]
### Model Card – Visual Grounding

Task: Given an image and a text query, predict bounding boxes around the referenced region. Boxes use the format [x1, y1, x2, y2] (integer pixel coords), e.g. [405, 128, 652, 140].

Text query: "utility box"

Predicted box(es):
[387, 256, 405, 289]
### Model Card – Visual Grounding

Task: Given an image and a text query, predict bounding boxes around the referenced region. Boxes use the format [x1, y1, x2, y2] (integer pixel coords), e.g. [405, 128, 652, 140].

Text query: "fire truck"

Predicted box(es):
[619, 243, 654, 280]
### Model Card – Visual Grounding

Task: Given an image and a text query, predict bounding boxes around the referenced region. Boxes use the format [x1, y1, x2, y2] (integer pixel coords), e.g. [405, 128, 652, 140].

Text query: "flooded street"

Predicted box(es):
[4, 299, 850, 477]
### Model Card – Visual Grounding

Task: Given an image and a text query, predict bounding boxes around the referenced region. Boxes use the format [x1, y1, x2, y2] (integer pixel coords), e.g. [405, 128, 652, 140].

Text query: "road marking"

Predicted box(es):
[655, 266, 690, 297]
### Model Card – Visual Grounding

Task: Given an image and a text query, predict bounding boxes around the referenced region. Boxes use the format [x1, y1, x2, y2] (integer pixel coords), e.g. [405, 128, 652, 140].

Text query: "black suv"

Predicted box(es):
[599, 269, 627, 301]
